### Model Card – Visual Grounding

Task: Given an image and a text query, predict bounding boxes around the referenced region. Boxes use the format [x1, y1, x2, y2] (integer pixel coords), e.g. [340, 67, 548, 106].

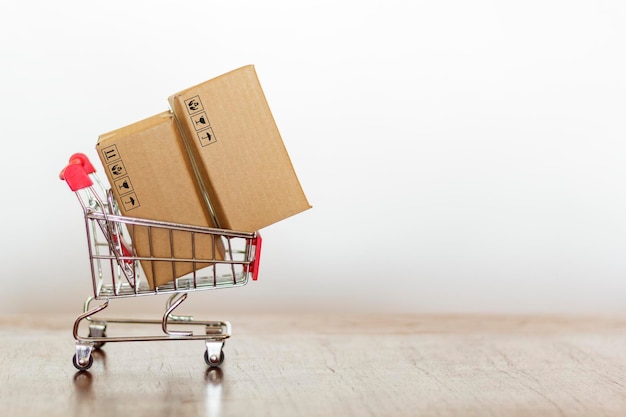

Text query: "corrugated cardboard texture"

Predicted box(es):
[168, 65, 311, 232]
[96, 111, 224, 289]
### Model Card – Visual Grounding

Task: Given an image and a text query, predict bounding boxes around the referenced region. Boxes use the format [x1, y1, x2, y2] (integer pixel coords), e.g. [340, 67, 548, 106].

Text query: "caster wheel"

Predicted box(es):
[88, 326, 107, 349]
[89, 335, 106, 350]
[204, 350, 225, 367]
[73, 353, 94, 371]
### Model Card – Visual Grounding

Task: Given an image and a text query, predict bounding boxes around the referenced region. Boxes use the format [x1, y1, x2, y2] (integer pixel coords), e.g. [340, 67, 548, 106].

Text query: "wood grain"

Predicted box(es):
[0, 313, 624, 417]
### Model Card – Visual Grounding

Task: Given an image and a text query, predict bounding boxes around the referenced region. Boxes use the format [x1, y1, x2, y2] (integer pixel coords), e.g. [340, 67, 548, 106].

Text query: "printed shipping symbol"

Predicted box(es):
[185, 96, 203, 114]
[198, 128, 217, 146]
[108, 161, 127, 177]
[192, 112, 210, 130]
[121, 193, 140, 211]
[114, 177, 134, 194]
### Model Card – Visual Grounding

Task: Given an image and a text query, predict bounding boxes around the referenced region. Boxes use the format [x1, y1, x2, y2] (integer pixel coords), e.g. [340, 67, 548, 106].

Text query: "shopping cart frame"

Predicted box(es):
[61, 153, 262, 371]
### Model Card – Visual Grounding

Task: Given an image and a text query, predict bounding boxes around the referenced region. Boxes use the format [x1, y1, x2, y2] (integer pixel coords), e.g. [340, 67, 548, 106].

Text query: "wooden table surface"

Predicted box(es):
[1, 311, 625, 417]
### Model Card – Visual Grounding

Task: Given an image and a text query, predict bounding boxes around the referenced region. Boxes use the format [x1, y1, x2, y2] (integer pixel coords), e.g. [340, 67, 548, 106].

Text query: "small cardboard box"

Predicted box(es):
[168, 65, 311, 232]
[96, 111, 225, 289]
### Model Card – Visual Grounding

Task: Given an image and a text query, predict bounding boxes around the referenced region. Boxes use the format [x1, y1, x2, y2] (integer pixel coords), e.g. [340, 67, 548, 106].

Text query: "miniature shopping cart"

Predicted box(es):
[59, 153, 262, 371]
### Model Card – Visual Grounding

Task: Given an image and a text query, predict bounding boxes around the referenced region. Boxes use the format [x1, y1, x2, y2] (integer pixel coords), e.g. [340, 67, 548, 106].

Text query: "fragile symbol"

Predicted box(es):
[192, 112, 210, 131]
[114, 177, 133, 194]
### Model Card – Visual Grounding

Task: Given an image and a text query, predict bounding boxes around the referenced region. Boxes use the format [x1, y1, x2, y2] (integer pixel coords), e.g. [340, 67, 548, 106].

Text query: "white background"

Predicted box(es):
[1, 0, 625, 315]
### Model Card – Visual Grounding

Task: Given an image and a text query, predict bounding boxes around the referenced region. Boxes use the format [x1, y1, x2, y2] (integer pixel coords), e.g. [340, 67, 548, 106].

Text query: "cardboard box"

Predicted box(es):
[96, 111, 225, 289]
[168, 65, 311, 232]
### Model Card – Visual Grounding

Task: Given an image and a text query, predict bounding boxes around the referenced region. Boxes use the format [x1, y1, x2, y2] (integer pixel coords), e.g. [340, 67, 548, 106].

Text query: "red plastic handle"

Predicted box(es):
[69, 153, 96, 174]
[59, 155, 93, 191]
[247, 232, 262, 281]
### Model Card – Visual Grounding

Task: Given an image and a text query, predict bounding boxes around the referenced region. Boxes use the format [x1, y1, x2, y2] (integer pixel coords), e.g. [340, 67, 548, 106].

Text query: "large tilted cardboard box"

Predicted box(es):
[168, 65, 311, 232]
[96, 111, 225, 289]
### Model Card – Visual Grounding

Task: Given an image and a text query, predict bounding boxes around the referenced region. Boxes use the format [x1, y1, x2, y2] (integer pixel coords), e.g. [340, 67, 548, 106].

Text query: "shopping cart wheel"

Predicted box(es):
[204, 350, 225, 367]
[93, 341, 106, 349]
[72, 353, 94, 371]
[88, 325, 107, 349]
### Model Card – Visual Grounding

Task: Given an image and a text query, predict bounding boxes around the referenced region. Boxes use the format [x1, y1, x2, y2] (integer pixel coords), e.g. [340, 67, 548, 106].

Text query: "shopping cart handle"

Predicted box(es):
[69, 153, 96, 174]
[60, 161, 93, 191]
[249, 232, 262, 281]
